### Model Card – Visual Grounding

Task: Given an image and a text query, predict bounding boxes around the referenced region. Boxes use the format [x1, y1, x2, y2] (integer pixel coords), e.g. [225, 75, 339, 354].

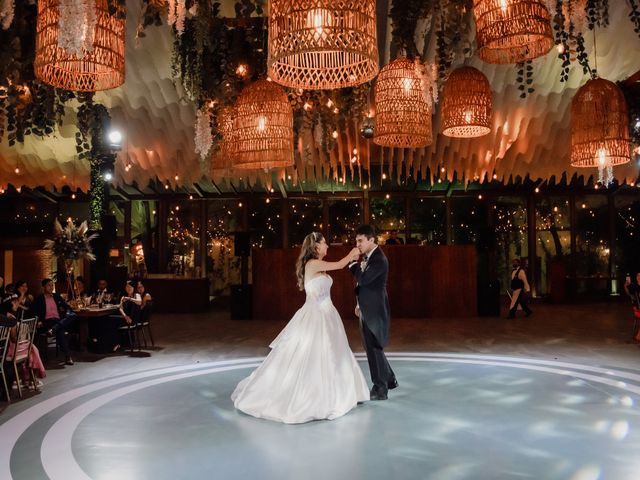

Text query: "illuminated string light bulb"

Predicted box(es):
[235, 64, 248, 77]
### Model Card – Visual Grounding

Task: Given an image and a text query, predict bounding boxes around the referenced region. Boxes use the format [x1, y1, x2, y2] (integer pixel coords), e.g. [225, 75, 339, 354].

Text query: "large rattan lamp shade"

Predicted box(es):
[233, 80, 294, 170]
[473, 0, 553, 64]
[373, 58, 433, 148]
[211, 106, 235, 174]
[441, 67, 492, 138]
[34, 0, 125, 92]
[267, 0, 379, 90]
[570, 78, 631, 168]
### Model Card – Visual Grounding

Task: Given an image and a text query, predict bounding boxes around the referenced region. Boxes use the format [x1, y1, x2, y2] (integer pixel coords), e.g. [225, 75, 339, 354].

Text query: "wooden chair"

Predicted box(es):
[8, 317, 38, 398]
[0, 325, 11, 402]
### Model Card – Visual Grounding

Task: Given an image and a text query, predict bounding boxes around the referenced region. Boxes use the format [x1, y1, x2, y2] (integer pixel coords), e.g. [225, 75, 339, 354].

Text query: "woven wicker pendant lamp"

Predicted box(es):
[570, 78, 631, 168]
[373, 58, 433, 148]
[211, 106, 236, 174]
[34, 0, 125, 92]
[233, 79, 294, 170]
[267, 0, 379, 90]
[441, 67, 492, 138]
[473, 0, 553, 64]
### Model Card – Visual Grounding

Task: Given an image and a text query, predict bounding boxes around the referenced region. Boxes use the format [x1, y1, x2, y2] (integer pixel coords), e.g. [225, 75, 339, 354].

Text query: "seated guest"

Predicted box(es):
[6, 301, 46, 389]
[385, 230, 405, 245]
[97, 281, 141, 353]
[74, 276, 88, 299]
[13, 280, 34, 320]
[92, 279, 112, 305]
[0, 312, 17, 327]
[131, 281, 152, 310]
[32, 278, 76, 366]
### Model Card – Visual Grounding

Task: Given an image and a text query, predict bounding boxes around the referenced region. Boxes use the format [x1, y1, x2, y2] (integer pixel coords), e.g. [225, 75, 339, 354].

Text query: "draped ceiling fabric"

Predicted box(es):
[0, 0, 639, 192]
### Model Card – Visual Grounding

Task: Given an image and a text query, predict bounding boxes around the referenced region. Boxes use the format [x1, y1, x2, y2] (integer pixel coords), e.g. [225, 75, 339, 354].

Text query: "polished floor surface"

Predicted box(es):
[2, 302, 640, 480]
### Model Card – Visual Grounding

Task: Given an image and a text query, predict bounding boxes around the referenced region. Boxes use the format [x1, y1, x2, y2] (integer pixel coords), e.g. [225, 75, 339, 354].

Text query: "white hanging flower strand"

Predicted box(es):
[194, 107, 213, 161]
[167, 0, 186, 36]
[0, 0, 15, 30]
[58, 0, 97, 57]
[415, 58, 438, 111]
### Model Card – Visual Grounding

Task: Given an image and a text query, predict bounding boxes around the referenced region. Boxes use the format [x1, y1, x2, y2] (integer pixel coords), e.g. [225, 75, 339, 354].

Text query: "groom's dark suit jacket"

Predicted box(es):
[349, 246, 391, 347]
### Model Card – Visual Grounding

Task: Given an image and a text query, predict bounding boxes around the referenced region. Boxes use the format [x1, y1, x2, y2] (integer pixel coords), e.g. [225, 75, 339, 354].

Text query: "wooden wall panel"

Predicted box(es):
[252, 245, 477, 320]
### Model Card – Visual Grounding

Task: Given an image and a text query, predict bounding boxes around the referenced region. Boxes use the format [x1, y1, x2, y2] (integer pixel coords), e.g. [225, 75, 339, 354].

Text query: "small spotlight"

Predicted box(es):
[103, 172, 113, 181]
[107, 130, 122, 145]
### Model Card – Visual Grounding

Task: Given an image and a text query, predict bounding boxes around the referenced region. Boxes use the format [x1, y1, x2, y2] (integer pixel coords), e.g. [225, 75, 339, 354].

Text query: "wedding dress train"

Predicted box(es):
[231, 274, 369, 424]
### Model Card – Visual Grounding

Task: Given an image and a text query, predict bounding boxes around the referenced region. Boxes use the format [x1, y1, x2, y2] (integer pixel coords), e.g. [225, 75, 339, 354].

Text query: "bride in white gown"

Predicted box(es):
[231, 232, 370, 424]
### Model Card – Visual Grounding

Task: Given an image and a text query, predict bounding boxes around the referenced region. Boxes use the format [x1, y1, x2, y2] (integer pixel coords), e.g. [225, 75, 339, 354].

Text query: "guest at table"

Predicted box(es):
[132, 281, 152, 309]
[92, 279, 112, 305]
[91, 281, 140, 353]
[32, 278, 76, 366]
[74, 276, 88, 299]
[14, 280, 34, 320]
[385, 230, 404, 245]
[6, 305, 46, 389]
[0, 311, 17, 327]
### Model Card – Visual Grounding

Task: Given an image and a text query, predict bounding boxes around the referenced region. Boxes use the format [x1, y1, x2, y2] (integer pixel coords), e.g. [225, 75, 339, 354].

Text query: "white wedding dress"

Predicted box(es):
[231, 274, 370, 424]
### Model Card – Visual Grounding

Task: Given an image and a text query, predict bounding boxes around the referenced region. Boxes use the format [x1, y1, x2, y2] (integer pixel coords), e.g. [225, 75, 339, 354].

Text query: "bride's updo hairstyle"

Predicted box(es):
[295, 232, 324, 290]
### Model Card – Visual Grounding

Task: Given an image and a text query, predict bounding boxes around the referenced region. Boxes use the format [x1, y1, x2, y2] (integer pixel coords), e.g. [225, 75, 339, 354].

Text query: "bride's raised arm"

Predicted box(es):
[306, 248, 360, 275]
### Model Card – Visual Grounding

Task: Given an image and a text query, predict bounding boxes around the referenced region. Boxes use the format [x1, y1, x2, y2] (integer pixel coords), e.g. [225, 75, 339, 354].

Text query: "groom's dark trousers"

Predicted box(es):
[359, 316, 395, 394]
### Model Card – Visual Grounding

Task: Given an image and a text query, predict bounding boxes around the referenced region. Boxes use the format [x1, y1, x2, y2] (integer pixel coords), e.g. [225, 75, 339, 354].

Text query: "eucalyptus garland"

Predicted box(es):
[629, 0, 640, 39]
[516, 61, 535, 98]
[586, 0, 609, 28]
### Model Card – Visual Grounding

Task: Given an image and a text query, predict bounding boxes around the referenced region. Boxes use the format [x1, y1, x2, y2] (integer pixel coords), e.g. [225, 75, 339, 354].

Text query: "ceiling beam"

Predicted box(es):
[34, 187, 59, 203]
[193, 182, 205, 197]
[276, 178, 287, 198]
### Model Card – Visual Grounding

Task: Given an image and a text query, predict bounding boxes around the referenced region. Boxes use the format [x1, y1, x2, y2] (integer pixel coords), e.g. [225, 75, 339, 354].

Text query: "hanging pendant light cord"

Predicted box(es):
[592, 28, 598, 78]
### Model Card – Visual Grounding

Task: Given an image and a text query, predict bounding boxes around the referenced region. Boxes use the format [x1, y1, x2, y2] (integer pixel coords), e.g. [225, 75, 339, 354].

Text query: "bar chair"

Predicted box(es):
[0, 325, 11, 402]
[7, 317, 38, 398]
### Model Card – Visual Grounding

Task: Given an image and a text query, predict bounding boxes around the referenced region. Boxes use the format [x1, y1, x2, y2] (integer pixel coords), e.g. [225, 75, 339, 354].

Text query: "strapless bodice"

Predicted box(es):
[304, 275, 333, 305]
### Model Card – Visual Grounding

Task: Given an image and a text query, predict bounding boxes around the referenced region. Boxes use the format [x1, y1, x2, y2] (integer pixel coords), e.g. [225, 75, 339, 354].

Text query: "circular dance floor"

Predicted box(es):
[2, 352, 640, 480]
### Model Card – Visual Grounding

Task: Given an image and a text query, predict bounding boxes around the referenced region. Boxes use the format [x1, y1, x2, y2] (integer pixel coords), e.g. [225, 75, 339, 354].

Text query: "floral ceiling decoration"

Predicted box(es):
[0, 0, 15, 30]
[34, 0, 125, 92]
[0, 0, 639, 195]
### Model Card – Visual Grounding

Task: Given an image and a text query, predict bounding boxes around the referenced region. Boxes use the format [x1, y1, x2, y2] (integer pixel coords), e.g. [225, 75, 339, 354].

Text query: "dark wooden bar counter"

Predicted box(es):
[142, 276, 210, 313]
[252, 245, 477, 320]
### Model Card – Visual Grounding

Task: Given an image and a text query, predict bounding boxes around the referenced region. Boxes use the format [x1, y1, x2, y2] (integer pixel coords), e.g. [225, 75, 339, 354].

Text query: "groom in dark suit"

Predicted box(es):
[349, 225, 397, 400]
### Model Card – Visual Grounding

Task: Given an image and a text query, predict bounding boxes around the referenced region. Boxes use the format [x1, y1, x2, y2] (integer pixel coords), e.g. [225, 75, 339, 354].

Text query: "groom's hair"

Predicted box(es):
[355, 224, 376, 240]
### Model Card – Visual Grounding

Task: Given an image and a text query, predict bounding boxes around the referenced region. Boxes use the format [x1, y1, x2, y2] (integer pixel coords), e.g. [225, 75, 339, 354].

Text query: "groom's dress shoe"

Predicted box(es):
[370, 390, 388, 401]
[388, 379, 398, 390]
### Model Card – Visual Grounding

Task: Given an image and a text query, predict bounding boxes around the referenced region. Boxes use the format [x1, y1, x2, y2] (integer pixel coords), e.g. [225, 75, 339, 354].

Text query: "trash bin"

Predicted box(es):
[231, 284, 252, 320]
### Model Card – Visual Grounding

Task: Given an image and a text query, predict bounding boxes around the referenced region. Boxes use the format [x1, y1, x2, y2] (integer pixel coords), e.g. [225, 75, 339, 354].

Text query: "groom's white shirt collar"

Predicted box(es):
[365, 245, 378, 260]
